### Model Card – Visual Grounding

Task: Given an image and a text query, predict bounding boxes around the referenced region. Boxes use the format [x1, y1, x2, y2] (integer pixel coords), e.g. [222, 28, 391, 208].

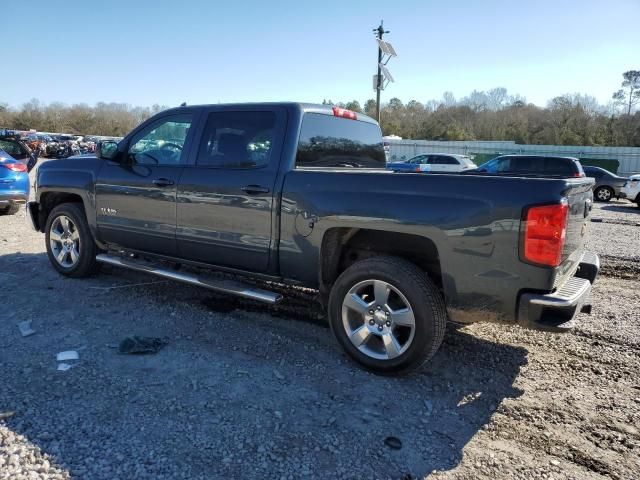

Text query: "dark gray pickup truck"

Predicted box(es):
[27, 103, 599, 374]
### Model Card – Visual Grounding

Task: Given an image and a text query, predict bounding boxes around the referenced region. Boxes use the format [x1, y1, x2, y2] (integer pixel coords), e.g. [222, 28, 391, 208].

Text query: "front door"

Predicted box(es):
[176, 107, 285, 273]
[95, 113, 195, 256]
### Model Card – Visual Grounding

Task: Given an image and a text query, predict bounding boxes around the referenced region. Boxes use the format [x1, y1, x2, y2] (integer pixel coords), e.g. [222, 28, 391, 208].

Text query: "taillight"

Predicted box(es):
[1, 163, 27, 172]
[415, 167, 421, 172]
[572, 172, 585, 178]
[523, 202, 569, 267]
[332, 106, 358, 120]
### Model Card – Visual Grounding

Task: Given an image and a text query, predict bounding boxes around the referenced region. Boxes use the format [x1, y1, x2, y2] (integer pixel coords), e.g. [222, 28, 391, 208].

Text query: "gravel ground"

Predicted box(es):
[1, 200, 639, 480]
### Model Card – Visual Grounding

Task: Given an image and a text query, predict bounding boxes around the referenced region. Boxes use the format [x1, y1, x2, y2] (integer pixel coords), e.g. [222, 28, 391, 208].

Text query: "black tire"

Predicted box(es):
[0, 204, 20, 215]
[594, 186, 613, 202]
[328, 256, 447, 375]
[45, 203, 100, 278]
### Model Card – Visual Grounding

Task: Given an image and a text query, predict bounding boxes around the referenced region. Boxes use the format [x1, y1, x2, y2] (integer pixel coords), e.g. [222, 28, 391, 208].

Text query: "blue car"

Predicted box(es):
[0, 149, 29, 215]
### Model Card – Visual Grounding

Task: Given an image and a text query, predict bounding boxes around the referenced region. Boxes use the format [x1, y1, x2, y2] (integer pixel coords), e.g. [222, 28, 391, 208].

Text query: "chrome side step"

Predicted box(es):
[95, 253, 283, 304]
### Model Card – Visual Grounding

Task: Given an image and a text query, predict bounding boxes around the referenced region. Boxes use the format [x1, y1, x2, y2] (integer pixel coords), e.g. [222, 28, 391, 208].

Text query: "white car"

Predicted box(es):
[621, 174, 640, 208]
[387, 153, 477, 173]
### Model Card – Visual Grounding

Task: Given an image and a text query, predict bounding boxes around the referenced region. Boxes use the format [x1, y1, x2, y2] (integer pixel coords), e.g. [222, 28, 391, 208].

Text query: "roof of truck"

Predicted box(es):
[161, 102, 379, 125]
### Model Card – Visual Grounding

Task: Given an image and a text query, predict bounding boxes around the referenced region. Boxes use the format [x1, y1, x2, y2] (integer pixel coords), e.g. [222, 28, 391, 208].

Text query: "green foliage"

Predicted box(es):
[364, 88, 640, 147]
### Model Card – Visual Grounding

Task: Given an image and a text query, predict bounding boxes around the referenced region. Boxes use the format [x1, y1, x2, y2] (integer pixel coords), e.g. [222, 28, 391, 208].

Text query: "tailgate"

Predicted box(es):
[555, 179, 594, 286]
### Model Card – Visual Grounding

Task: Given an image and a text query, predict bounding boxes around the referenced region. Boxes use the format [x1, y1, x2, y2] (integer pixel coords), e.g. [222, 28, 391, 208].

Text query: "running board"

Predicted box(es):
[95, 253, 282, 304]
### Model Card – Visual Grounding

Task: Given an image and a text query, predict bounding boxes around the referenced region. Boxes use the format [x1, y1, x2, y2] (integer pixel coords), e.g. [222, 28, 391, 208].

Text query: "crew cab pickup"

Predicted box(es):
[27, 103, 599, 374]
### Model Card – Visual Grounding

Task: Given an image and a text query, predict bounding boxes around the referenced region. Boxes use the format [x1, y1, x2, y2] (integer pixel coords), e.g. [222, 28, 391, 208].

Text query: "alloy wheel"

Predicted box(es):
[341, 279, 416, 360]
[597, 188, 612, 201]
[49, 215, 81, 268]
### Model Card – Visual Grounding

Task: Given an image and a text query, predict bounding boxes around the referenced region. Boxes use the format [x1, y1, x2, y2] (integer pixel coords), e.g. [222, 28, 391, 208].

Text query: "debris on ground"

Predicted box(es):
[384, 436, 403, 450]
[18, 320, 36, 337]
[0, 411, 15, 420]
[118, 336, 169, 354]
[57, 363, 73, 372]
[56, 351, 79, 362]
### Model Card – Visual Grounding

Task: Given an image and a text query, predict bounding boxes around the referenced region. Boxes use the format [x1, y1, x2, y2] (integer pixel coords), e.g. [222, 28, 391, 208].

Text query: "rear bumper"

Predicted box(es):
[0, 192, 28, 206]
[517, 251, 599, 333]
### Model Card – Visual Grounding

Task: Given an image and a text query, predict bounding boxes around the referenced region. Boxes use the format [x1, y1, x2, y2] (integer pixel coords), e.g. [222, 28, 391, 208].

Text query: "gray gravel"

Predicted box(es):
[1, 203, 639, 480]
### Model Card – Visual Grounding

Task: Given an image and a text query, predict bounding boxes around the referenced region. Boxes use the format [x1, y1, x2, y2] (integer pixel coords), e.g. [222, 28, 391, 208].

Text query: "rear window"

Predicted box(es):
[296, 113, 385, 168]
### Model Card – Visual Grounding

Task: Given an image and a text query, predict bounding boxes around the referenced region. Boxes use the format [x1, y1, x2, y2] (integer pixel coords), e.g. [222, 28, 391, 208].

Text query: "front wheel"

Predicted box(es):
[594, 187, 613, 202]
[328, 256, 447, 375]
[45, 203, 99, 278]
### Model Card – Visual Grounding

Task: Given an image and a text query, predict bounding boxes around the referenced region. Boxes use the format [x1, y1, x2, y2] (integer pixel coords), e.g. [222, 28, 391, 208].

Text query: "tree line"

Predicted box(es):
[2, 71, 639, 146]
[0, 100, 168, 137]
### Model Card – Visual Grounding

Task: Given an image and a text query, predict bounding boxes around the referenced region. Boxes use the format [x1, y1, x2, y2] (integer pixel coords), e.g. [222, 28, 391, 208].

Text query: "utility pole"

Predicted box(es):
[373, 21, 396, 124]
[374, 21, 387, 123]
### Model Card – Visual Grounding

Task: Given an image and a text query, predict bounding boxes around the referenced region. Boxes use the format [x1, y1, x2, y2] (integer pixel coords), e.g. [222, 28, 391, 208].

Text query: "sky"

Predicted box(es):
[3, 0, 639, 109]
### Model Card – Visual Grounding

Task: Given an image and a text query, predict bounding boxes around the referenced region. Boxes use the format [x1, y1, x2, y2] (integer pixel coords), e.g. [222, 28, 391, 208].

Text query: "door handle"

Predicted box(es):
[152, 178, 175, 187]
[241, 185, 270, 194]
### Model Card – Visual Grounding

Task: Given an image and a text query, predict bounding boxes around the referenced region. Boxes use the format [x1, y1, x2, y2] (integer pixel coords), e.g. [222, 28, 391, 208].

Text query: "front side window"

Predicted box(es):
[128, 114, 192, 166]
[408, 155, 427, 164]
[296, 113, 385, 168]
[196, 111, 276, 168]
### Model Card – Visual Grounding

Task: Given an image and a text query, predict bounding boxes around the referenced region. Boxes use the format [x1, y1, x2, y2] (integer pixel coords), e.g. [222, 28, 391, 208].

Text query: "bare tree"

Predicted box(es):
[612, 70, 640, 115]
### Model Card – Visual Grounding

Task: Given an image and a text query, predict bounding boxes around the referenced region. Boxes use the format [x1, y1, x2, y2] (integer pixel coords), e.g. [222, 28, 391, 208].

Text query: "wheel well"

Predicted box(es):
[38, 192, 84, 231]
[319, 228, 442, 295]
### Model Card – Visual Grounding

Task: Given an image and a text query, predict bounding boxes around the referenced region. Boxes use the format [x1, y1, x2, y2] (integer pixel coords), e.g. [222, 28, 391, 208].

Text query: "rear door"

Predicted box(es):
[95, 113, 196, 256]
[428, 155, 460, 172]
[176, 106, 286, 272]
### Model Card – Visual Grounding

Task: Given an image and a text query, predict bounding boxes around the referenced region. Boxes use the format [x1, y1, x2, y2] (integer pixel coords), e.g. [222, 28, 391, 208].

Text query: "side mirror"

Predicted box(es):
[96, 140, 119, 160]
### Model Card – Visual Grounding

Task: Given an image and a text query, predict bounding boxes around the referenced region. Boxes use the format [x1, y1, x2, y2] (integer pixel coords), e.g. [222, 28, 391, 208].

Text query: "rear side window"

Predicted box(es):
[544, 158, 577, 175]
[296, 113, 385, 168]
[197, 111, 276, 168]
[584, 167, 603, 178]
[430, 155, 458, 165]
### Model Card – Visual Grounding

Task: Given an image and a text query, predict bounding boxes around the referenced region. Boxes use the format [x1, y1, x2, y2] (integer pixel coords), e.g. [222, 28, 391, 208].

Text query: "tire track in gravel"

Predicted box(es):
[598, 254, 640, 279]
[591, 217, 640, 227]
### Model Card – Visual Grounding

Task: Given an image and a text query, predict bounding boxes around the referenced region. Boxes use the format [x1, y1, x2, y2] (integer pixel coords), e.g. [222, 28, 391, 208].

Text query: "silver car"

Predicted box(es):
[582, 166, 628, 202]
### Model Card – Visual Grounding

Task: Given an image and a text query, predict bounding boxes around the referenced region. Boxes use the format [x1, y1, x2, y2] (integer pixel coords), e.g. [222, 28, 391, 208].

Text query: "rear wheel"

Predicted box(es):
[45, 203, 99, 278]
[328, 256, 447, 375]
[594, 186, 613, 202]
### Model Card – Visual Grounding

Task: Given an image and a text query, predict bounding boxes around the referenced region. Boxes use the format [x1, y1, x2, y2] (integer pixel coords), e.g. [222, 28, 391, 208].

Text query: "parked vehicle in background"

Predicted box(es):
[0, 149, 29, 215]
[48, 136, 81, 158]
[620, 174, 640, 208]
[582, 166, 628, 202]
[475, 155, 585, 177]
[387, 153, 476, 173]
[0, 134, 38, 172]
[28, 103, 599, 374]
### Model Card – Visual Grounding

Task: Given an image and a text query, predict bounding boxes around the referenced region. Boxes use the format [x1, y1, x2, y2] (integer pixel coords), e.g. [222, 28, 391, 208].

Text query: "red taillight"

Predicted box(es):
[415, 167, 421, 172]
[332, 106, 358, 120]
[523, 203, 569, 267]
[1, 163, 27, 172]
[572, 172, 584, 178]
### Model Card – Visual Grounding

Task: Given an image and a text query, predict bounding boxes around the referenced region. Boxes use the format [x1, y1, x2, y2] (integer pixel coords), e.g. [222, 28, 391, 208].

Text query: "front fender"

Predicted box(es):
[34, 158, 104, 241]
